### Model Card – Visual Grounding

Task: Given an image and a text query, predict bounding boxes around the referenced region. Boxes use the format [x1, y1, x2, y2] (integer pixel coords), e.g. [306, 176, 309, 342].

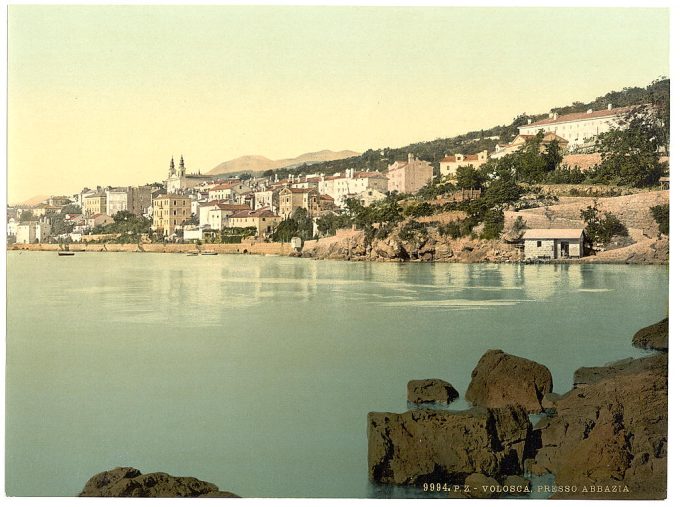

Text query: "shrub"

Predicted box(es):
[398, 219, 427, 242]
[580, 201, 628, 243]
[650, 204, 669, 235]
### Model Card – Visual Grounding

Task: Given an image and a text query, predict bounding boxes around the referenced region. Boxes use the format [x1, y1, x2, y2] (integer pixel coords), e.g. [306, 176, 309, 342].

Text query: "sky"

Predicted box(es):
[6, 5, 670, 204]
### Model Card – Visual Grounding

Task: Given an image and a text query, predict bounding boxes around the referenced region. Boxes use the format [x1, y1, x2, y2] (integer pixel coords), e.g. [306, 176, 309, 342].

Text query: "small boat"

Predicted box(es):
[201, 251, 218, 256]
[58, 251, 75, 256]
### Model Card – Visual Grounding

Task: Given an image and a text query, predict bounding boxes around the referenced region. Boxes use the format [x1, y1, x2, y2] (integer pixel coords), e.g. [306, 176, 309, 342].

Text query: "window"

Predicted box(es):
[537, 240, 542, 247]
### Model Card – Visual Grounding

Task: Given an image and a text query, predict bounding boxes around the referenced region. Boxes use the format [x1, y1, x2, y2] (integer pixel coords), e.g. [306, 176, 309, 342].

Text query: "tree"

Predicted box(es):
[543, 140, 563, 172]
[19, 210, 34, 222]
[650, 204, 669, 236]
[61, 204, 82, 214]
[455, 165, 487, 190]
[273, 208, 314, 242]
[595, 105, 665, 187]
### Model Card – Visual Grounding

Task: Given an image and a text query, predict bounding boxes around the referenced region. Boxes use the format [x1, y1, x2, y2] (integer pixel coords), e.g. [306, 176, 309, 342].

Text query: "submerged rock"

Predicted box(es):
[407, 379, 459, 404]
[465, 349, 553, 413]
[367, 405, 531, 485]
[632, 318, 668, 351]
[79, 467, 239, 497]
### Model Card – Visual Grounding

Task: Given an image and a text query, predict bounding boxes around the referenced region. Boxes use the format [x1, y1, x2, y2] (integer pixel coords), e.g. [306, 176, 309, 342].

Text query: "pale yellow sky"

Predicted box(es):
[7, 6, 669, 203]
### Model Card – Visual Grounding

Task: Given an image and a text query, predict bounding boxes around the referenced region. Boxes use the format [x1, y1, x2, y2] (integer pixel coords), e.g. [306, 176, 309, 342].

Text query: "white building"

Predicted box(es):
[105, 188, 129, 217]
[16, 221, 51, 244]
[518, 104, 632, 150]
[199, 202, 251, 230]
[523, 229, 585, 260]
[7, 218, 18, 237]
[317, 169, 389, 206]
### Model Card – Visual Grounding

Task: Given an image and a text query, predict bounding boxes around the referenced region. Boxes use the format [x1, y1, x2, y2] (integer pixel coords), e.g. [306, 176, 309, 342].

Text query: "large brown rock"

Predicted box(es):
[367, 405, 530, 485]
[79, 467, 239, 497]
[632, 318, 668, 351]
[465, 350, 553, 413]
[533, 354, 667, 499]
[407, 379, 458, 404]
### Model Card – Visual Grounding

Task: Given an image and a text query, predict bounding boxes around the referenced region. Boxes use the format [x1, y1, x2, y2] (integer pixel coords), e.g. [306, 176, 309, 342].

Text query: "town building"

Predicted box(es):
[279, 187, 320, 218]
[16, 220, 51, 244]
[226, 208, 282, 238]
[523, 229, 585, 260]
[152, 194, 192, 237]
[355, 189, 387, 207]
[128, 186, 161, 217]
[387, 153, 433, 194]
[440, 150, 489, 179]
[254, 189, 280, 213]
[83, 193, 107, 217]
[86, 213, 114, 229]
[518, 104, 632, 150]
[317, 169, 389, 206]
[491, 132, 569, 160]
[207, 180, 250, 202]
[105, 188, 129, 217]
[202, 202, 251, 231]
[7, 218, 18, 237]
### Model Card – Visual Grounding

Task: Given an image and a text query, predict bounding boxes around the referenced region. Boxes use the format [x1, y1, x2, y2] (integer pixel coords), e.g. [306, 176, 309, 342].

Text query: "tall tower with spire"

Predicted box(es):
[178, 155, 186, 178]
[168, 157, 176, 178]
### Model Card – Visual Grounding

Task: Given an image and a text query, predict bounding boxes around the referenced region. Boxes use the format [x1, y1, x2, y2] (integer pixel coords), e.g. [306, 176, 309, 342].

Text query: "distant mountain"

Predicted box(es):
[208, 149, 360, 176]
[11, 194, 50, 207]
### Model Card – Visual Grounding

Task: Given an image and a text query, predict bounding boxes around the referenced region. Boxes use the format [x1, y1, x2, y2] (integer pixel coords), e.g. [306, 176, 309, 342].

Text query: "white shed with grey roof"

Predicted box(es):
[523, 228, 585, 260]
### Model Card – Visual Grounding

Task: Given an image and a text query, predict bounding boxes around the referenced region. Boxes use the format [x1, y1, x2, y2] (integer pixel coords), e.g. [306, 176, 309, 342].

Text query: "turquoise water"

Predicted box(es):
[5, 251, 668, 497]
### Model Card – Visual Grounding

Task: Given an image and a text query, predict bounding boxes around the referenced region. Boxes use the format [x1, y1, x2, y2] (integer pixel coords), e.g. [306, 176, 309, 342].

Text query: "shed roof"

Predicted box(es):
[523, 228, 584, 240]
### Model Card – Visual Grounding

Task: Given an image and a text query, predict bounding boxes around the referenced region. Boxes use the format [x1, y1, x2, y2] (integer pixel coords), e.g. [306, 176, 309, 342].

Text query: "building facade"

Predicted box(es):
[226, 208, 282, 238]
[518, 104, 631, 149]
[105, 188, 129, 217]
[278, 188, 320, 218]
[83, 193, 107, 217]
[152, 194, 192, 237]
[523, 229, 585, 260]
[440, 150, 488, 179]
[387, 154, 433, 194]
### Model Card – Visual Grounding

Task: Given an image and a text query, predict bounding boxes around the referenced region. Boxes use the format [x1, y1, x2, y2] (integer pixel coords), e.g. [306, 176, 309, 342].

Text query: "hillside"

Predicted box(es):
[208, 149, 360, 176]
[267, 78, 669, 180]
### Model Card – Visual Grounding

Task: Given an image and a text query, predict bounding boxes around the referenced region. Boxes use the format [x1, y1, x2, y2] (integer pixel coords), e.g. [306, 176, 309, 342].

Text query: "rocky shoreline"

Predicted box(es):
[367, 318, 669, 499]
[299, 227, 669, 265]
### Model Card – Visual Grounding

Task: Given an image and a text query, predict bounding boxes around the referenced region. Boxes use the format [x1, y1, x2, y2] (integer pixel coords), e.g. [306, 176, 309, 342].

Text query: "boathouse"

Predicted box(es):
[523, 228, 585, 260]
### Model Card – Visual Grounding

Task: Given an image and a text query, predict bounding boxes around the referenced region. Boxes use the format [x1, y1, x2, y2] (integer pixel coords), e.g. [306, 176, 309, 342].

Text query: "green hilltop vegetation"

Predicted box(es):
[262, 78, 669, 180]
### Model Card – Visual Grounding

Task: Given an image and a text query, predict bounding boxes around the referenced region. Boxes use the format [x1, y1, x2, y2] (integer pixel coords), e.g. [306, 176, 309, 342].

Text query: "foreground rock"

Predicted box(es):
[533, 354, 667, 499]
[407, 379, 458, 404]
[367, 405, 531, 485]
[79, 467, 239, 497]
[465, 350, 553, 413]
[632, 317, 668, 351]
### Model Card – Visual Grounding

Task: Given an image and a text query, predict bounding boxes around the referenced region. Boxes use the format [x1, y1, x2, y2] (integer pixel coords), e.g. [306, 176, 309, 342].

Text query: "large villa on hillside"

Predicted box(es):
[517, 104, 633, 149]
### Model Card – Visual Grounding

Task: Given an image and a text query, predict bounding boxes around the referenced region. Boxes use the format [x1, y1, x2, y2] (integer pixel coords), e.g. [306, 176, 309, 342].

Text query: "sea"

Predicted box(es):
[5, 251, 669, 497]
